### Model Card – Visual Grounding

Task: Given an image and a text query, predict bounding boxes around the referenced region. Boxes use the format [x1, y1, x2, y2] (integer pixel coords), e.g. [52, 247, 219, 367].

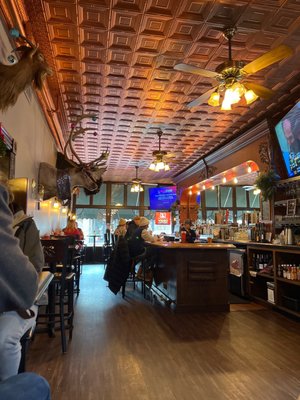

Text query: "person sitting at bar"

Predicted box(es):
[114, 218, 127, 238]
[128, 217, 160, 281]
[181, 219, 197, 243]
[0, 180, 51, 399]
[125, 215, 140, 240]
[0, 199, 44, 381]
[63, 219, 84, 240]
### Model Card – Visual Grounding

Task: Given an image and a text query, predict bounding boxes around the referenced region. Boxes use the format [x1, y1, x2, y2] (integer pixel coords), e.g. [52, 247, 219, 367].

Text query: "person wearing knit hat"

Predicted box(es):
[127, 215, 160, 282]
[138, 216, 149, 227]
[114, 218, 127, 238]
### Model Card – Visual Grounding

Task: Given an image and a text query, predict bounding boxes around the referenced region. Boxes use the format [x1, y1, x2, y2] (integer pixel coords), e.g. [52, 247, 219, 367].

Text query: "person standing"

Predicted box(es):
[181, 219, 196, 243]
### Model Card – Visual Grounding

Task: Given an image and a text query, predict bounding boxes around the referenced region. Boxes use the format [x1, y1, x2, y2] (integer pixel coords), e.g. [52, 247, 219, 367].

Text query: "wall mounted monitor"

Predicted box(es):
[274, 101, 300, 178]
[148, 186, 177, 210]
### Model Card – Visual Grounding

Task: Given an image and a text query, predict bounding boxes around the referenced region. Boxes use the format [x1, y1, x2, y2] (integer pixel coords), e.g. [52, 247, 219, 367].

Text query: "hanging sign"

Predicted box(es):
[155, 211, 171, 225]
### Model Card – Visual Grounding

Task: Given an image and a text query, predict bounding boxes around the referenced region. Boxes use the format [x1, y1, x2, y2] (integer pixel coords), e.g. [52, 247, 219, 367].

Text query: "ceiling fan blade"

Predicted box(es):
[141, 182, 158, 186]
[165, 151, 183, 159]
[241, 45, 293, 75]
[187, 86, 218, 108]
[174, 63, 220, 79]
[243, 82, 274, 99]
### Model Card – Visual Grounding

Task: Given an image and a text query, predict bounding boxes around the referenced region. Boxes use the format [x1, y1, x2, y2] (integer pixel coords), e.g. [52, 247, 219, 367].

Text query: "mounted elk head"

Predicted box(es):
[0, 28, 52, 111]
[38, 114, 109, 201]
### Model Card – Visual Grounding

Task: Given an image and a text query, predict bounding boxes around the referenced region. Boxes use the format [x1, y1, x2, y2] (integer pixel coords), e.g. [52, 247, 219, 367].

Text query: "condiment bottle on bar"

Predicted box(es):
[181, 230, 186, 243]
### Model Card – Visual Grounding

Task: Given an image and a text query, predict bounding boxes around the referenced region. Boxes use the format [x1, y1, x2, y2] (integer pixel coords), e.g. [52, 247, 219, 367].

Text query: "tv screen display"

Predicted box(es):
[148, 186, 177, 210]
[275, 101, 300, 178]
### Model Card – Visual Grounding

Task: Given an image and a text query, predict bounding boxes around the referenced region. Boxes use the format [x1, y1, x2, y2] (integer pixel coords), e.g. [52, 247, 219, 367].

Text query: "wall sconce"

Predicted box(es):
[222, 176, 227, 183]
[202, 185, 206, 190]
[211, 185, 215, 190]
[188, 189, 192, 195]
[233, 177, 238, 184]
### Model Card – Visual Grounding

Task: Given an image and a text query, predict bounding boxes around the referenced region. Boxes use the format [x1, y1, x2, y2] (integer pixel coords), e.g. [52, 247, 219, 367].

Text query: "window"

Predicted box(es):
[220, 187, 232, 208]
[76, 208, 107, 246]
[127, 185, 141, 206]
[111, 184, 124, 206]
[249, 191, 260, 208]
[76, 189, 90, 205]
[205, 189, 218, 208]
[144, 185, 157, 207]
[236, 187, 247, 208]
[93, 184, 106, 205]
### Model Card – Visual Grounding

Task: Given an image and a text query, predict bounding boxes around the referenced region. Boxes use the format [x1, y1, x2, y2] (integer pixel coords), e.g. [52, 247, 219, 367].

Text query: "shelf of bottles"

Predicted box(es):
[247, 248, 274, 302]
[275, 251, 300, 316]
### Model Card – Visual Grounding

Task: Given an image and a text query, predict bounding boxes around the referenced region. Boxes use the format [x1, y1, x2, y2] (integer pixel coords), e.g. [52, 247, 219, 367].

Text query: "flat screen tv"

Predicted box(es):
[275, 101, 300, 178]
[148, 186, 177, 210]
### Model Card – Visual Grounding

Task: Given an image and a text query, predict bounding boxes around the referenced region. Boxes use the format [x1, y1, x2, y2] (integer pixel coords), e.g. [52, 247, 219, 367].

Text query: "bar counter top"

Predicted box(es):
[148, 241, 235, 250]
[213, 239, 300, 250]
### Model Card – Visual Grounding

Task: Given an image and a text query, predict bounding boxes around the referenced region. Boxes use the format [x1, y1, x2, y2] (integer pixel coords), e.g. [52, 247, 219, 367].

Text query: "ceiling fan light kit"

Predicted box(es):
[174, 26, 293, 110]
[149, 129, 170, 172]
[130, 166, 144, 192]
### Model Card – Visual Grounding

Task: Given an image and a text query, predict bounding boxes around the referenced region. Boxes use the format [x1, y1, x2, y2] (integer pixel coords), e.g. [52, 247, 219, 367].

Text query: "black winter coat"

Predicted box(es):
[103, 236, 130, 295]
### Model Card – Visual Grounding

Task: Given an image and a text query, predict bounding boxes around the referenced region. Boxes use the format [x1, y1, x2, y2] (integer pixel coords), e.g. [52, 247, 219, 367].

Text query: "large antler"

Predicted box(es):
[64, 113, 109, 168]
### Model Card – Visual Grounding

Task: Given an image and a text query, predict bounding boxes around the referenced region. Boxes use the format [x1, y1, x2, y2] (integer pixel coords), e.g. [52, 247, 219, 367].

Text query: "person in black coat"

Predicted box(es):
[125, 216, 140, 240]
[103, 236, 130, 295]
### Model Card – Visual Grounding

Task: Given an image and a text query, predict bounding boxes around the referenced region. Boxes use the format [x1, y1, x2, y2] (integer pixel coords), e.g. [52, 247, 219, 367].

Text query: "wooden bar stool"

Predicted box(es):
[38, 238, 75, 353]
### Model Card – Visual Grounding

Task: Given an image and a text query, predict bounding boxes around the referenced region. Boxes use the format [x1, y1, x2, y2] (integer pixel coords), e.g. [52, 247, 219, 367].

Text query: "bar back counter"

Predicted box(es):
[148, 242, 235, 312]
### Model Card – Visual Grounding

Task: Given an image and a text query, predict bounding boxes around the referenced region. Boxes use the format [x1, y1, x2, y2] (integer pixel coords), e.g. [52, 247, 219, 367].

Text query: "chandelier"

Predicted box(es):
[207, 80, 258, 111]
[149, 129, 170, 172]
[130, 166, 144, 192]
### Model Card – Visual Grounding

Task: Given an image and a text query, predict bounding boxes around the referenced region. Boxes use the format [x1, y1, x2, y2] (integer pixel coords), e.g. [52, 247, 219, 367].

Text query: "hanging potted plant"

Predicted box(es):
[254, 169, 280, 201]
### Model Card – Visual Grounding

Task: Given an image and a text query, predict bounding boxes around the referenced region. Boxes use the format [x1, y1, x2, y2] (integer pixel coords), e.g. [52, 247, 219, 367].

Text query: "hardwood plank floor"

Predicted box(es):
[28, 265, 300, 400]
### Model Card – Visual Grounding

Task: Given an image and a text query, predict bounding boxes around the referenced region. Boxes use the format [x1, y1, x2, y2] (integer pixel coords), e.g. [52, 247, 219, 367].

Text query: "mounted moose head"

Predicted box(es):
[39, 114, 109, 202]
[0, 28, 52, 111]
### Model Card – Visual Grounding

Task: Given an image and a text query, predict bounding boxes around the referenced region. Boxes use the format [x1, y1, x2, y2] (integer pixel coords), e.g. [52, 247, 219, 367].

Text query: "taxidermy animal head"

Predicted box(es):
[39, 113, 109, 201]
[0, 29, 52, 111]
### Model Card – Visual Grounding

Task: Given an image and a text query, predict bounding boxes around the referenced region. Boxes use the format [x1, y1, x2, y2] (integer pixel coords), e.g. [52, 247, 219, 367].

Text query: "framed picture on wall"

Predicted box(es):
[286, 199, 296, 216]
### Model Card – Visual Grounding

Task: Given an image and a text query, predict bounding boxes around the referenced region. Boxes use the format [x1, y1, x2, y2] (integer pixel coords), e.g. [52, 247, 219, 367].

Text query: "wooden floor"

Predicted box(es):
[28, 265, 300, 400]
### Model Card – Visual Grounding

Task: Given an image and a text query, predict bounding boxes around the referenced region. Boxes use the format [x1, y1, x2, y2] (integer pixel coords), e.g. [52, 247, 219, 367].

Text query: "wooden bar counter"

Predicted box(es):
[148, 241, 235, 312]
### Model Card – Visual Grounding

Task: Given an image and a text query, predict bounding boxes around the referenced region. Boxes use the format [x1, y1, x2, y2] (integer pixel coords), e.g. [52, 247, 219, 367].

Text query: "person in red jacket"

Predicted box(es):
[63, 220, 84, 240]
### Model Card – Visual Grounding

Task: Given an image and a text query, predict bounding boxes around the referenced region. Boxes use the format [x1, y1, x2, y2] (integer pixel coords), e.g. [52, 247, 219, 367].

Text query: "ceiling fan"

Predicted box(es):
[174, 27, 293, 110]
[149, 129, 179, 172]
[130, 165, 160, 192]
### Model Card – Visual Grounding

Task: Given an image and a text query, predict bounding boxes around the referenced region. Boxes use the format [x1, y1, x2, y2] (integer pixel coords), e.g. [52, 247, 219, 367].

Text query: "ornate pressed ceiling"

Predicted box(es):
[2, 0, 300, 183]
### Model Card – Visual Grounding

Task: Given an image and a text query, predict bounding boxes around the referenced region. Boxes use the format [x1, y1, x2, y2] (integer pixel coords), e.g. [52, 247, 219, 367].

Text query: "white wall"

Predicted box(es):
[0, 18, 67, 234]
